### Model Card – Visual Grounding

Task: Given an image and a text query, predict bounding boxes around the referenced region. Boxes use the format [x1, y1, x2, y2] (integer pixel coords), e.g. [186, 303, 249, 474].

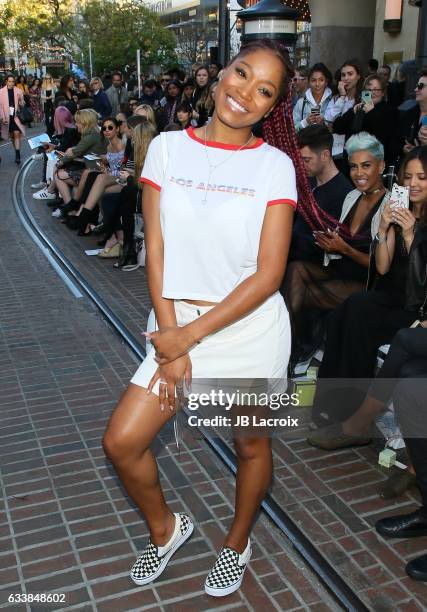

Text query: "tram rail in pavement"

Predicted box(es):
[13, 157, 369, 612]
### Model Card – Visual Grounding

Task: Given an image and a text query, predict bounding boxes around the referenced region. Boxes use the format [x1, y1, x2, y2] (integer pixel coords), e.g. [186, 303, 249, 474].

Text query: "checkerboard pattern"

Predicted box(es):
[205, 543, 250, 593]
[131, 513, 193, 583]
[2, 157, 425, 610]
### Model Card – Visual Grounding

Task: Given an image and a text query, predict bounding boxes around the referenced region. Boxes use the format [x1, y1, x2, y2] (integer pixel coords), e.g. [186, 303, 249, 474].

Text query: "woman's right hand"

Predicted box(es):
[403, 140, 416, 154]
[147, 354, 192, 412]
[306, 113, 320, 125]
[338, 81, 347, 97]
[379, 202, 394, 232]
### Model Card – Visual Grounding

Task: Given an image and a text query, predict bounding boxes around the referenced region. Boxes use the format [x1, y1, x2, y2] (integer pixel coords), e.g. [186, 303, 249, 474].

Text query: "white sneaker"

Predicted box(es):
[33, 189, 56, 200]
[31, 181, 47, 189]
[130, 513, 194, 585]
[51, 208, 62, 218]
[205, 538, 251, 597]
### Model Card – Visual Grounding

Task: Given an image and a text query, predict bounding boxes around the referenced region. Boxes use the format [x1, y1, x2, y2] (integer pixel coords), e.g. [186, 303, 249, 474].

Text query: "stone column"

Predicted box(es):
[309, 0, 376, 72]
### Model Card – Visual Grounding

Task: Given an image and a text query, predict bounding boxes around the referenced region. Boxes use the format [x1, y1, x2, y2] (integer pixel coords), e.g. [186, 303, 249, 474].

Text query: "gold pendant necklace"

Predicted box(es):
[202, 126, 254, 204]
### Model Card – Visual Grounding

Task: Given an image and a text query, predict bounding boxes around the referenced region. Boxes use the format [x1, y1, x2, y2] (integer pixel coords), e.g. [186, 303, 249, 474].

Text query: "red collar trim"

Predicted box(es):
[186, 126, 264, 150]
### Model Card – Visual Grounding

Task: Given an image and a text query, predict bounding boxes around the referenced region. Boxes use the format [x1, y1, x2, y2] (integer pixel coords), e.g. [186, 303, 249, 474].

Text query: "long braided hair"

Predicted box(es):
[236, 40, 370, 244]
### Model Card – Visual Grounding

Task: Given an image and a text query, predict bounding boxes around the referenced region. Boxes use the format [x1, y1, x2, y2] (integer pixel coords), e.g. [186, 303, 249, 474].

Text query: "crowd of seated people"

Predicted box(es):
[23, 57, 427, 581]
[284, 131, 388, 366]
[28, 65, 223, 266]
[286, 65, 427, 582]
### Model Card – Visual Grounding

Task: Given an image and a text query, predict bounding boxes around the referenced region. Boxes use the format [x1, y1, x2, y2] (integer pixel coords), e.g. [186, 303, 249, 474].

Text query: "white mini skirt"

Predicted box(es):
[130, 291, 291, 396]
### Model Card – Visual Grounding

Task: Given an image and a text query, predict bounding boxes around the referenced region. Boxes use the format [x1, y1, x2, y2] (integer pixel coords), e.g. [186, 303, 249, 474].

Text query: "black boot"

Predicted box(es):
[76, 208, 98, 236]
[406, 553, 427, 581]
[375, 508, 427, 538]
[59, 198, 79, 218]
[15, 149, 21, 164]
[114, 241, 137, 269]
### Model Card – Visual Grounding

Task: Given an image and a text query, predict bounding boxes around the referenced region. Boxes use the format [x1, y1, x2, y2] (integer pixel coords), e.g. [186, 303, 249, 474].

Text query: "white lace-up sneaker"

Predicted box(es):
[33, 189, 56, 200]
[31, 181, 47, 189]
[51, 208, 62, 218]
[130, 513, 194, 586]
[205, 539, 251, 597]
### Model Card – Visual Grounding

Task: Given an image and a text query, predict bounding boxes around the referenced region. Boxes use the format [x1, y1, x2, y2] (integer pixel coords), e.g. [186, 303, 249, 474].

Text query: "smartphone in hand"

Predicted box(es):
[361, 90, 372, 105]
[390, 183, 410, 209]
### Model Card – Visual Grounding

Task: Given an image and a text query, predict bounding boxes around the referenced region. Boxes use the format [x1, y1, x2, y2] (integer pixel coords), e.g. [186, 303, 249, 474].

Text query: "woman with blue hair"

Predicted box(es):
[283, 132, 389, 366]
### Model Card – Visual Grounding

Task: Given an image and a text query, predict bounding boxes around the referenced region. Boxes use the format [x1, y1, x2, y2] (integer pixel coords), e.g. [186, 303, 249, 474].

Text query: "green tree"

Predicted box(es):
[4, 0, 77, 55]
[3, 0, 176, 74]
[79, 0, 176, 74]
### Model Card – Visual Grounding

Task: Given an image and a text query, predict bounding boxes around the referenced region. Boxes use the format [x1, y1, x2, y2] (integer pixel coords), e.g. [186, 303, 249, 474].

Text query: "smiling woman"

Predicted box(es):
[102, 40, 298, 598]
[283, 131, 389, 366]
[308, 145, 427, 435]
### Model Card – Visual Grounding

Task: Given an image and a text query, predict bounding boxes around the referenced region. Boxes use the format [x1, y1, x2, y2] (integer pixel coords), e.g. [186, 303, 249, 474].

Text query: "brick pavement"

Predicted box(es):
[24, 157, 427, 610]
[0, 148, 341, 610]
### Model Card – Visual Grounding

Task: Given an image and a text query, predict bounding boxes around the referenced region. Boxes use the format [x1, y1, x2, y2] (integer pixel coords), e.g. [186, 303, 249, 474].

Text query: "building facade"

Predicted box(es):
[309, 0, 422, 73]
[148, 0, 424, 75]
[147, 0, 220, 68]
[373, 0, 421, 66]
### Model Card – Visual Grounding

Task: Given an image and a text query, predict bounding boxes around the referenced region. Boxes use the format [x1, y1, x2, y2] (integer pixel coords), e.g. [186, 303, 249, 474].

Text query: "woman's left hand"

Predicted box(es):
[64, 147, 73, 156]
[313, 229, 348, 254]
[417, 125, 427, 146]
[391, 207, 416, 236]
[145, 326, 196, 365]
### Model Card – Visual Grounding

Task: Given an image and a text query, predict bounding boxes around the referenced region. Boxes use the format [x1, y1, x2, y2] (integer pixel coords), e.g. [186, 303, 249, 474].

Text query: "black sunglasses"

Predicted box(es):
[102, 124, 115, 131]
[416, 82, 426, 90]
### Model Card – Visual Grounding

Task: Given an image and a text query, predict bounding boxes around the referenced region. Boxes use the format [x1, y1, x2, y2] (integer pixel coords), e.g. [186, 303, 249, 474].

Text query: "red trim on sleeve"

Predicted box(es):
[186, 127, 264, 150]
[267, 199, 297, 209]
[140, 177, 161, 191]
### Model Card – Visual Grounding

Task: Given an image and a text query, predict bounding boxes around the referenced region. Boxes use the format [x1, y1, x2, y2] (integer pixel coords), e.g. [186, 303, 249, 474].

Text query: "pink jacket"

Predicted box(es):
[0, 86, 25, 140]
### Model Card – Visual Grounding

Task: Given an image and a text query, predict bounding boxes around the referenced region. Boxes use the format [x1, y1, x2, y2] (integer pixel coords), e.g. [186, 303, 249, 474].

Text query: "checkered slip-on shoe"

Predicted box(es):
[130, 513, 193, 586]
[204, 538, 251, 597]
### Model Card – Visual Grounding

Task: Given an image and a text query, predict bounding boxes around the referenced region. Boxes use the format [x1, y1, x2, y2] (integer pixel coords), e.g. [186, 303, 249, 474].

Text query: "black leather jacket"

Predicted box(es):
[368, 224, 427, 317]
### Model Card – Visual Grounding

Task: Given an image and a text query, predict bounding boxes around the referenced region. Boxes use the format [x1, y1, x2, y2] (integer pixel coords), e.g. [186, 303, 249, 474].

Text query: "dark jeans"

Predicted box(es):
[393, 356, 427, 507]
[312, 291, 417, 423]
[44, 101, 54, 138]
[102, 184, 139, 243]
[370, 327, 427, 403]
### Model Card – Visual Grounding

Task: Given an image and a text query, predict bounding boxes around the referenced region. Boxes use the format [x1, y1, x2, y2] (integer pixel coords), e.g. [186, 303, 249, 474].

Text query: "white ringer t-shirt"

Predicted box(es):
[141, 127, 297, 302]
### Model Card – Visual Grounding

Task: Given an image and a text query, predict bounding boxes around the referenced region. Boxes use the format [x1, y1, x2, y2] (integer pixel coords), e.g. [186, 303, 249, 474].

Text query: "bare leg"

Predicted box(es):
[74, 168, 92, 201]
[82, 173, 118, 211]
[47, 175, 58, 193]
[103, 384, 178, 546]
[55, 170, 75, 203]
[13, 131, 21, 152]
[225, 437, 272, 553]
